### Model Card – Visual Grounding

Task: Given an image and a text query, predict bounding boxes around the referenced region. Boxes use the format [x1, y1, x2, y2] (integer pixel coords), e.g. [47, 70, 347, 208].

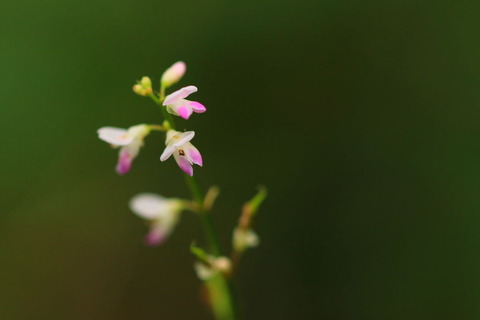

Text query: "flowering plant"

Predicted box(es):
[97, 61, 266, 320]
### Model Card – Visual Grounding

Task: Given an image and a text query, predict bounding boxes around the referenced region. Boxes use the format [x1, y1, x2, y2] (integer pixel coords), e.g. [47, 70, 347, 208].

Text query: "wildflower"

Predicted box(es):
[129, 193, 184, 246]
[161, 61, 186, 88]
[163, 86, 206, 119]
[160, 130, 203, 176]
[97, 124, 150, 175]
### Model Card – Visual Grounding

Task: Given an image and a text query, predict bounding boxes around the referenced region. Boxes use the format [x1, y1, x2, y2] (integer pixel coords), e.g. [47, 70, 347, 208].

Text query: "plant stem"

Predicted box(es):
[151, 89, 239, 320]
[185, 175, 238, 320]
[185, 175, 222, 255]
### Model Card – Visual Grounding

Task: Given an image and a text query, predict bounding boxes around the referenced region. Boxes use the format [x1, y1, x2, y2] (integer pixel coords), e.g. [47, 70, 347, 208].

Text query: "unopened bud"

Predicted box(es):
[212, 256, 232, 275]
[161, 61, 186, 88]
[133, 76, 152, 96]
[233, 227, 259, 252]
[194, 262, 215, 280]
[133, 84, 144, 95]
[140, 76, 152, 88]
[193, 256, 232, 280]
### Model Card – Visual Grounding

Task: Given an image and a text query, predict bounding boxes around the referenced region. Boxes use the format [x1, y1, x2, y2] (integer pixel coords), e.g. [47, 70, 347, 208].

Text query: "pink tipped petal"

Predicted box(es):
[116, 150, 132, 175]
[174, 154, 193, 176]
[163, 86, 198, 105]
[188, 101, 206, 113]
[177, 105, 192, 119]
[144, 228, 166, 246]
[185, 143, 203, 166]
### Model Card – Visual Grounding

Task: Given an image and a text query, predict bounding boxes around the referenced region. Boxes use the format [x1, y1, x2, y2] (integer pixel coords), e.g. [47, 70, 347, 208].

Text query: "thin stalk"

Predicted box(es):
[185, 175, 238, 320]
[151, 88, 239, 320]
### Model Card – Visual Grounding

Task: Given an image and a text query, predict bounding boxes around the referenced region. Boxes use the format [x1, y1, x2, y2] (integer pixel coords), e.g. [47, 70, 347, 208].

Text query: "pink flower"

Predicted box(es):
[97, 124, 150, 175]
[129, 193, 183, 246]
[160, 130, 203, 176]
[163, 86, 206, 120]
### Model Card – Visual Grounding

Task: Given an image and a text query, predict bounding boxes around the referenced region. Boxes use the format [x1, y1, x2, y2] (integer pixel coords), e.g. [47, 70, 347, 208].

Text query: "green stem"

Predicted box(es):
[150, 87, 238, 320]
[149, 93, 176, 129]
[185, 175, 222, 255]
[185, 175, 238, 320]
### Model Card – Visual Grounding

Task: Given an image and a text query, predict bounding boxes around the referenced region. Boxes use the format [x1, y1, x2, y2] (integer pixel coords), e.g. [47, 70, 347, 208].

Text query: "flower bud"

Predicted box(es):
[212, 256, 232, 275]
[140, 76, 152, 88]
[161, 61, 186, 88]
[233, 227, 259, 252]
[133, 76, 152, 96]
[193, 256, 232, 280]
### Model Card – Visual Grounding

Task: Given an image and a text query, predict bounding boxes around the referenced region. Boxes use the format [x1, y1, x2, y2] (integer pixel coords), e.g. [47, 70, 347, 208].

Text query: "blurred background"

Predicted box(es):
[2, 0, 480, 319]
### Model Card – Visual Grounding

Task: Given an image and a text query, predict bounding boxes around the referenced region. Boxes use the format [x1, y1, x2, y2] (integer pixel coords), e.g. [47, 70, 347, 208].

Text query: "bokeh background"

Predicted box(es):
[2, 0, 480, 319]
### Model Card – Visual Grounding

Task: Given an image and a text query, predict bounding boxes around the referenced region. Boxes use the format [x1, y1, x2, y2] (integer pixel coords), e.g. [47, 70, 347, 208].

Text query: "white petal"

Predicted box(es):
[97, 127, 133, 146]
[168, 131, 195, 148]
[127, 124, 150, 140]
[163, 86, 198, 105]
[160, 145, 175, 162]
[129, 193, 167, 219]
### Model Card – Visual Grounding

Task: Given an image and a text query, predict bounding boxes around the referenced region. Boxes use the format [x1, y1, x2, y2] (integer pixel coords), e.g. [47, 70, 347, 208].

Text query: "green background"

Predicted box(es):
[2, 0, 480, 319]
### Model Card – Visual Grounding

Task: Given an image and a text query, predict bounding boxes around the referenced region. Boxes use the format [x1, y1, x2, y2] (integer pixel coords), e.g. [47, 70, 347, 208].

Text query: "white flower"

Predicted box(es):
[97, 124, 150, 175]
[129, 193, 184, 246]
[160, 130, 203, 176]
[163, 86, 206, 119]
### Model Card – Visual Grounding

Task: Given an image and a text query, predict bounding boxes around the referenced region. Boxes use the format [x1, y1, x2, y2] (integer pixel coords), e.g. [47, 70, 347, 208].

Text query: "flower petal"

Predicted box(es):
[160, 145, 175, 162]
[174, 152, 193, 176]
[98, 127, 133, 146]
[160, 146, 176, 162]
[144, 226, 167, 246]
[129, 193, 167, 219]
[116, 147, 133, 175]
[163, 86, 198, 105]
[177, 105, 193, 119]
[188, 101, 206, 113]
[184, 142, 203, 166]
[166, 131, 195, 148]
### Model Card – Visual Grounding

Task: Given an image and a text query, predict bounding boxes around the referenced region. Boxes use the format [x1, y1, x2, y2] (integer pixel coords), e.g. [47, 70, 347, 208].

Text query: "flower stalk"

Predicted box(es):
[155, 83, 238, 320]
[97, 61, 266, 320]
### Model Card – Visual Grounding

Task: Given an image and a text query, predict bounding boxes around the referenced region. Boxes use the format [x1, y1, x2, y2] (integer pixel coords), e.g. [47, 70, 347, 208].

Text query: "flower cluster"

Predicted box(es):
[96, 62, 266, 296]
[97, 62, 205, 177]
[96, 61, 209, 244]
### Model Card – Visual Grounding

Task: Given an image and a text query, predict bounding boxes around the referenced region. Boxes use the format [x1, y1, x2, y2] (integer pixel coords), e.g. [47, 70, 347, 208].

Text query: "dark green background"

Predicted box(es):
[2, 0, 480, 319]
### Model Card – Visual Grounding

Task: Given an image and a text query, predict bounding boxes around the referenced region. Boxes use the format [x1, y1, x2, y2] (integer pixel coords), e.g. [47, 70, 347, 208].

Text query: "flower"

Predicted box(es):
[97, 124, 150, 175]
[129, 193, 184, 246]
[161, 61, 186, 88]
[163, 85, 206, 119]
[160, 130, 203, 176]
